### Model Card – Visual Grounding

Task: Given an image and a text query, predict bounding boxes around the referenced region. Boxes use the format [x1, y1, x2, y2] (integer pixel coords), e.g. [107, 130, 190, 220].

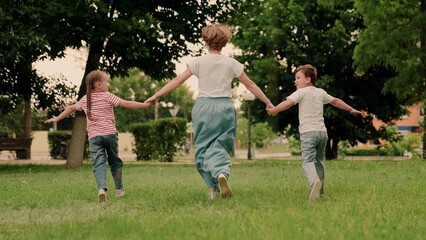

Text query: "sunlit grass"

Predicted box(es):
[0, 159, 425, 239]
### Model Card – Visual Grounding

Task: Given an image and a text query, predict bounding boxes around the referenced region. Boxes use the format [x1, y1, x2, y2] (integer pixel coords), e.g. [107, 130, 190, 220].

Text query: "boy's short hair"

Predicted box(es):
[295, 64, 317, 85]
[202, 24, 232, 50]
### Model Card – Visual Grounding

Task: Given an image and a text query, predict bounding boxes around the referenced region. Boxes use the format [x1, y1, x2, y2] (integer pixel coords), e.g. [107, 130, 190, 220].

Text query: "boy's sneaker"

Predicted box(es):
[98, 189, 107, 203]
[115, 188, 125, 197]
[218, 174, 232, 199]
[309, 180, 322, 201]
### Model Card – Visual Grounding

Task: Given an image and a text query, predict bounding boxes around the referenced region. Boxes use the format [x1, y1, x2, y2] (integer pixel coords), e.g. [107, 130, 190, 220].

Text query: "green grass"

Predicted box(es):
[0, 159, 425, 240]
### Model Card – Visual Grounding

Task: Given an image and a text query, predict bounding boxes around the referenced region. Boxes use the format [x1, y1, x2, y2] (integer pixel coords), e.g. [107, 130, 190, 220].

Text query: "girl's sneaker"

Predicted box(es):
[98, 189, 107, 203]
[218, 174, 232, 198]
[208, 191, 217, 200]
[115, 188, 125, 197]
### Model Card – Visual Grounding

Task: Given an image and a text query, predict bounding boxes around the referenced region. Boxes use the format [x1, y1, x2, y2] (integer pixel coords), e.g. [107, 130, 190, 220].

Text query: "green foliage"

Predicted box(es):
[129, 122, 155, 161]
[0, 102, 53, 138]
[353, 0, 426, 158]
[353, 0, 426, 104]
[47, 131, 89, 159]
[130, 118, 187, 162]
[340, 148, 391, 157]
[251, 122, 276, 148]
[0, 1, 78, 115]
[236, 116, 276, 149]
[110, 68, 195, 132]
[287, 136, 302, 156]
[52, 0, 238, 97]
[47, 131, 72, 159]
[230, 0, 407, 159]
[339, 132, 422, 158]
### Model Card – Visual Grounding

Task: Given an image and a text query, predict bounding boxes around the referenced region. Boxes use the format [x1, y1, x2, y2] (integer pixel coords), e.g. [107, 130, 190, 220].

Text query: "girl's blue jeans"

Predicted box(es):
[89, 134, 123, 191]
[300, 131, 328, 190]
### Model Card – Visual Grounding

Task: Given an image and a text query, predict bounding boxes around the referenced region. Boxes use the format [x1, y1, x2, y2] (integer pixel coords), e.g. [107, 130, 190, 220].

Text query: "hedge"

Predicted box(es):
[130, 117, 187, 162]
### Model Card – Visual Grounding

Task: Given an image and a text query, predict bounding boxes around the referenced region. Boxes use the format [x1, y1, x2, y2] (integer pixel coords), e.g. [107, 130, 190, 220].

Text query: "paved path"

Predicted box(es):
[0, 150, 296, 165]
[0, 150, 408, 165]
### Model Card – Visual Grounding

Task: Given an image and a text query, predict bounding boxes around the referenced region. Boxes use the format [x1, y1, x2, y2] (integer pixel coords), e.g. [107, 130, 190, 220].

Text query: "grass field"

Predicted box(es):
[0, 159, 425, 240]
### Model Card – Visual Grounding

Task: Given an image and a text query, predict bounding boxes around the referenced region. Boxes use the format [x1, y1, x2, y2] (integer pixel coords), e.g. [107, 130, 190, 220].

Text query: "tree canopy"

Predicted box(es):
[0, 0, 77, 115]
[353, 0, 426, 158]
[35, 0, 237, 167]
[229, 0, 406, 159]
[110, 68, 195, 132]
[353, 0, 426, 105]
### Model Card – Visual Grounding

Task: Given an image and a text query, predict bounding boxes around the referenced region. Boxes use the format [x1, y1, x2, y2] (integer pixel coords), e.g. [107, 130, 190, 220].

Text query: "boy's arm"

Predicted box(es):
[267, 99, 294, 116]
[44, 104, 77, 124]
[330, 98, 364, 116]
[119, 100, 152, 109]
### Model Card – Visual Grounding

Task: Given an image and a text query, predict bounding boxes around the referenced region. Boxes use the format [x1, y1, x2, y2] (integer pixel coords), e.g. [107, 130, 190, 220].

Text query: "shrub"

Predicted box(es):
[130, 117, 187, 162]
[47, 131, 72, 159]
[47, 131, 89, 159]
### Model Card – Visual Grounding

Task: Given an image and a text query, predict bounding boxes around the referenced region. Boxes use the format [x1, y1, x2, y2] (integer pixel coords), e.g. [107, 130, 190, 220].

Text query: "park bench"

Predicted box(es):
[0, 138, 33, 159]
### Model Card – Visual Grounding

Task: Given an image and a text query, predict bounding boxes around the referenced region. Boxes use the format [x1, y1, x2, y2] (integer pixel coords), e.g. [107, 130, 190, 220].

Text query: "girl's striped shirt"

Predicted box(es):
[75, 92, 122, 140]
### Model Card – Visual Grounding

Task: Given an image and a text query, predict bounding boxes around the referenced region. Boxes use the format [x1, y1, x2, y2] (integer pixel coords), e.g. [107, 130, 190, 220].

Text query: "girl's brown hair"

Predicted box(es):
[295, 64, 317, 85]
[202, 24, 232, 50]
[85, 70, 106, 121]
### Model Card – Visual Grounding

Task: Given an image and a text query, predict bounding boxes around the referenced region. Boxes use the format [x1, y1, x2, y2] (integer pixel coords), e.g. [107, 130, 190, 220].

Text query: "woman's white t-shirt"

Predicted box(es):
[187, 54, 244, 98]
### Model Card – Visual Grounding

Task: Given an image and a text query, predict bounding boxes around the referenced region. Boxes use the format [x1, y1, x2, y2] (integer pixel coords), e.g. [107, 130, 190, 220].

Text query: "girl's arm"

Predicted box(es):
[239, 72, 274, 108]
[44, 104, 77, 124]
[145, 68, 192, 103]
[119, 100, 152, 109]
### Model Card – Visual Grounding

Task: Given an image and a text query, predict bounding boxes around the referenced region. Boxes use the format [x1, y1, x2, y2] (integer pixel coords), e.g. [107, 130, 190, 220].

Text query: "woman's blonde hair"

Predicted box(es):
[202, 24, 232, 50]
[85, 70, 108, 120]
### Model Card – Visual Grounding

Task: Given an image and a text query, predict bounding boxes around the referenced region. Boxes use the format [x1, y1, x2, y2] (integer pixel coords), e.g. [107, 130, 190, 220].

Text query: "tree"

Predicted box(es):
[229, 0, 406, 159]
[110, 68, 195, 132]
[0, 1, 77, 144]
[237, 117, 276, 149]
[353, 0, 426, 159]
[32, 0, 236, 167]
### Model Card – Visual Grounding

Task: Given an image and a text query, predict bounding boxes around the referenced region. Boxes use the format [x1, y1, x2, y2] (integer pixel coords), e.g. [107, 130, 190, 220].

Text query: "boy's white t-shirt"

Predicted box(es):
[187, 54, 244, 98]
[287, 86, 334, 133]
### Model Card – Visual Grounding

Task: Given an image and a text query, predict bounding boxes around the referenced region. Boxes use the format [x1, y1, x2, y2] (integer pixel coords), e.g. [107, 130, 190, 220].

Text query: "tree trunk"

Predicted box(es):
[423, 108, 426, 160]
[17, 99, 32, 159]
[66, 111, 87, 168]
[421, 0, 426, 160]
[23, 99, 31, 139]
[325, 137, 339, 160]
[66, 37, 103, 168]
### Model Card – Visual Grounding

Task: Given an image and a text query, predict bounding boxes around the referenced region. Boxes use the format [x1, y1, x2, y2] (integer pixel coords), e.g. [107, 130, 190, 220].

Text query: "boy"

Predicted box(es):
[266, 64, 364, 201]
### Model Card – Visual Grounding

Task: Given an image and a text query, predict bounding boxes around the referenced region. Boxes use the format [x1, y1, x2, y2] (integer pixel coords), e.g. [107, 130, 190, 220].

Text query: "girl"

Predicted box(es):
[45, 70, 151, 202]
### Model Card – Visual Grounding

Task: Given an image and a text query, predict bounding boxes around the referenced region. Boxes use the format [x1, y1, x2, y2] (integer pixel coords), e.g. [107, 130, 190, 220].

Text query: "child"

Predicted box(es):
[266, 64, 364, 201]
[145, 24, 274, 200]
[44, 70, 151, 202]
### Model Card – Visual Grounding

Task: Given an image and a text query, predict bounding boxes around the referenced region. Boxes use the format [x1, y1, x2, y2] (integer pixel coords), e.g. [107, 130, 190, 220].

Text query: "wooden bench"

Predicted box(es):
[0, 138, 33, 159]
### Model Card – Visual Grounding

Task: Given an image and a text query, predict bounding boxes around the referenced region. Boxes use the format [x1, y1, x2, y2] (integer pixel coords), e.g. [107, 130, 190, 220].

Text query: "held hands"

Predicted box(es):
[349, 109, 367, 117]
[266, 105, 277, 116]
[266, 107, 278, 117]
[141, 102, 153, 108]
[144, 95, 157, 104]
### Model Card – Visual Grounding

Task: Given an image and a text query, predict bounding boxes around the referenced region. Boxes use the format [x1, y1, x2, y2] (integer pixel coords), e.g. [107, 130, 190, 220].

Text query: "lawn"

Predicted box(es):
[0, 159, 425, 240]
